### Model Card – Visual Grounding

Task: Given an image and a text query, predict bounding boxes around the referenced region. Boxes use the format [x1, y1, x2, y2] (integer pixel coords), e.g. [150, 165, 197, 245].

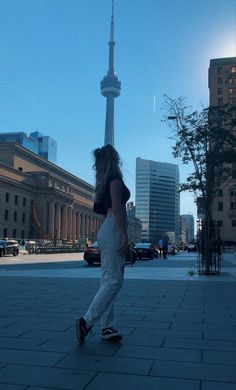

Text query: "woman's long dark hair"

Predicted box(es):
[93, 144, 123, 200]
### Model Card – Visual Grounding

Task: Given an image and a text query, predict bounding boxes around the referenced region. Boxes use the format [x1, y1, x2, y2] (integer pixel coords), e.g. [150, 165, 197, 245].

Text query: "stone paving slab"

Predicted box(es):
[0, 336, 46, 350]
[150, 360, 236, 381]
[0, 275, 235, 389]
[56, 352, 153, 375]
[114, 344, 201, 362]
[0, 348, 66, 367]
[202, 382, 236, 390]
[0, 385, 27, 390]
[0, 365, 96, 389]
[164, 337, 236, 351]
[85, 372, 200, 390]
[203, 350, 236, 365]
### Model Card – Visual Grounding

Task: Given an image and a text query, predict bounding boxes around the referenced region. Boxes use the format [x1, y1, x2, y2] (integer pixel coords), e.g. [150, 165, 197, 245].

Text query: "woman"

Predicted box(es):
[76, 144, 130, 344]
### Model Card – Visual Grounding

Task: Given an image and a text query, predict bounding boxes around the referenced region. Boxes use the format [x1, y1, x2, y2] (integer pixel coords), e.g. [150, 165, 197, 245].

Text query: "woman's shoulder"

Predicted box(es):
[107, 174, 123, 184]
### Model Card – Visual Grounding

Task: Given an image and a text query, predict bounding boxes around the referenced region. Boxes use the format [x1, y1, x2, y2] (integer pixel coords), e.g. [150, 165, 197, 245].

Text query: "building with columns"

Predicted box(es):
[0, 142, 103, 243]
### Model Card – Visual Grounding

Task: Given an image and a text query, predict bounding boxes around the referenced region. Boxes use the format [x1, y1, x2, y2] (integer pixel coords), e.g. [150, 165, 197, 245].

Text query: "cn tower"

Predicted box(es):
[101, 0, 121, 146]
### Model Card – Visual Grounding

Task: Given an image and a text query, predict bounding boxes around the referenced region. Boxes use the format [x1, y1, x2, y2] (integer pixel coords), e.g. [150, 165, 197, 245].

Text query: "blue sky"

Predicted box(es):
[1, 0, 236, 221]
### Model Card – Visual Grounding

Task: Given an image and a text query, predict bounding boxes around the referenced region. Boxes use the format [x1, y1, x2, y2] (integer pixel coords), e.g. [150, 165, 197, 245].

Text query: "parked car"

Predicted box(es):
[187, 244, 197, 252]
[83, 241, 101, 265]
[0, 240, 19, 257]
[83, 241, 137, 266]
[134, 243, 158, 260]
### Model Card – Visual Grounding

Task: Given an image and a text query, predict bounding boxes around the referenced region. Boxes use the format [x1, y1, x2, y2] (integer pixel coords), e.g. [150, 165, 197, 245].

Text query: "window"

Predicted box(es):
[23, 197, 26, 207]
[218, 77, 223, 84]
[4, 209, 8, 221]
[218, 67, 223, 74]
[15, 195, 18, 205]
[232, 220, 236, 227]
[3, 228, 7, 238]
[218, 202, 223, 211]
[5, 193, 9, 202]
[13, 229, 16, 238]
[230, 202, 236, 210]
[230, 190, 236, 209]
[218, 190, 223, 197]
[22, 213, 25, 223]
[21, 230, 25, 238]
[229, 78, 236, 84]
[218, 88, 223, 95]
[229, 98, 236, 104]
[217, 220, 223, 227]
[14, 211, 17, 222]
[231, 66, 236, 73]
[218, 98, 223, 105]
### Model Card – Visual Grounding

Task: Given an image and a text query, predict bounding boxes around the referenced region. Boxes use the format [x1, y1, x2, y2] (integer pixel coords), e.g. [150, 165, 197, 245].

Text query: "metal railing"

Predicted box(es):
[197, 220, 222, 275]
[26, 245, 83, 255]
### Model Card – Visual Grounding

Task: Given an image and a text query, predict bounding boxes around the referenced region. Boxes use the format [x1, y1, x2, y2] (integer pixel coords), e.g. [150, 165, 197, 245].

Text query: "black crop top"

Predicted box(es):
[93, 176, 130, 215]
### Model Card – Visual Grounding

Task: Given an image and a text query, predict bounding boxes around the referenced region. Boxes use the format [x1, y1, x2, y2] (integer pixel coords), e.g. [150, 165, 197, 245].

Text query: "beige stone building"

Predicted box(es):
[0, 142, 103, 243]
[208, 57, 236, 243]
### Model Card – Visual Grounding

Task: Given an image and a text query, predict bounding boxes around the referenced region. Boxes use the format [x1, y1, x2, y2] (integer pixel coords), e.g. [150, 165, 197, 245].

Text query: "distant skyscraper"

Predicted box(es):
[180, 214, 194, 243]
[135, 157, 180, 243]
[0, 131, 57, 163]
[100, 0, 121, 146]
[209, 57, 236, 243]
[30, 131, 57, 163]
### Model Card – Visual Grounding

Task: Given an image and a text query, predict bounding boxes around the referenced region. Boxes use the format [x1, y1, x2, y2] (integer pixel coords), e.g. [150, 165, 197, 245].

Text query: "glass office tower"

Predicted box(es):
[135, 157, 180, 243]
[0, 131, 57, 163]
[30, 132, 57, 163]
[0, 132, 38, 154]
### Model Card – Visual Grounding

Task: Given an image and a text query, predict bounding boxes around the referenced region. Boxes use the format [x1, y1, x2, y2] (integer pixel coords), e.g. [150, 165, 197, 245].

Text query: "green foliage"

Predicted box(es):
[163, 96, 236, 205]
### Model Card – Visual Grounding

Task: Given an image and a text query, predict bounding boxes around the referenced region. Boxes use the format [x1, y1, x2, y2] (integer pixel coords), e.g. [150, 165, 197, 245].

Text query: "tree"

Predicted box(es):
[163, 96, 236, 274]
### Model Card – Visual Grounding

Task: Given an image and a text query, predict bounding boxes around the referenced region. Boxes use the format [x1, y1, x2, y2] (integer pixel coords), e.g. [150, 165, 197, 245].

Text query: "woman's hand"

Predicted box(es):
[118, 233, 129, 257]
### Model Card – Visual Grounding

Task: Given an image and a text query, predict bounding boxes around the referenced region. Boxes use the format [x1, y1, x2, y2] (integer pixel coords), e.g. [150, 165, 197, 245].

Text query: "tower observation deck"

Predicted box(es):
[100, 0, 121, 146]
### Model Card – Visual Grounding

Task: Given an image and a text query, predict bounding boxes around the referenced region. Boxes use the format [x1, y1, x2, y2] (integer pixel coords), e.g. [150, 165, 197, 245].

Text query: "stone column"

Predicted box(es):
[81, 213, 85, 239]
[67, 206, 72, 241]
[48, 202, 55, 240]
[83, 214, 87, 240]
[61, 205, 68, 241]
[72, 209, 77, 241]
[55, 203, 61, 241]
[85, 214, 89, 238]
[76, 211, 81, 240]
[87, 215, 91, 239]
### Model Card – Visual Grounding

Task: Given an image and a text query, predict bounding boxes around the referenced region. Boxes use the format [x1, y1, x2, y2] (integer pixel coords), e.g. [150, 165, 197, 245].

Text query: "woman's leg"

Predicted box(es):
[84, 214, 125, 328]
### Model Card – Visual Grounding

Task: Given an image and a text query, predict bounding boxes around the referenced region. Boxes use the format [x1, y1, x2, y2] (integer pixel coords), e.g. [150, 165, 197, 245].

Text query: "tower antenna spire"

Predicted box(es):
[101, 0, 121, 146]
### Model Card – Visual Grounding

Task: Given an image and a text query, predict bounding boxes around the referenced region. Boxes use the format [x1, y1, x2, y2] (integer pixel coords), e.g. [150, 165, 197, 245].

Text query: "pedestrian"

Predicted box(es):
[159, 237, 168, 259]
[162, 237, 168, 259]
[76, 144, 130, 344]
[158, 238, 163, 258]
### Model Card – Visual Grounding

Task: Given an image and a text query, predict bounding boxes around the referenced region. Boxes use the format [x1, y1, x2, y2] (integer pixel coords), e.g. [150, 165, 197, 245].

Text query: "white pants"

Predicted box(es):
[84, 213, 125, 329]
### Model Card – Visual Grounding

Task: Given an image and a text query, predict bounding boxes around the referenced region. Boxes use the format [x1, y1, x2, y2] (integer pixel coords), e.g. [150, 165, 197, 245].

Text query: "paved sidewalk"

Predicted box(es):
[0, 253, 235, 389]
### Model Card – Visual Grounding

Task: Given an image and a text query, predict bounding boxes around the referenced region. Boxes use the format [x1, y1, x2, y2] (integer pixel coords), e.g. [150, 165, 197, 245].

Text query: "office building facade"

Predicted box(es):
[180, 214, 194, 244]
[135, 157, 180, 243]
[208, 57, 236, 243]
